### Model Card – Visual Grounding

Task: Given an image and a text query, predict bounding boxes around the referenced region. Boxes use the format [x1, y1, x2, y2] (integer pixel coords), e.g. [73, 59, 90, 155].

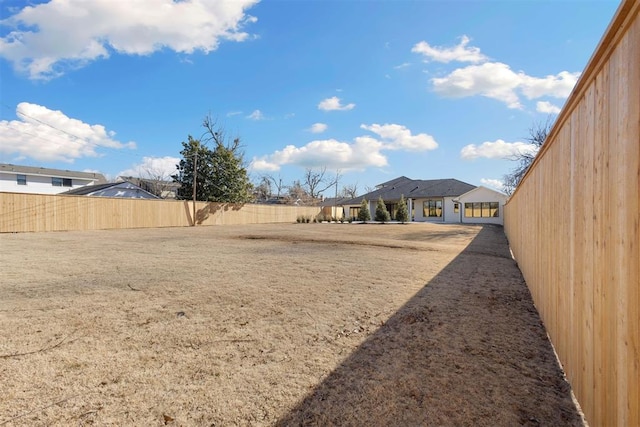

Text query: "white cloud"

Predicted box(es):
[521, 71, 580, 99]
[247, 110, 265, 120]
[226, 111, 243, 117]
[480, 178, 505, 192]
[431, 62, 580, 109]
[460, 139, 539, 160]
[432, 62, 523, 108]
[0, 102, 136, 162]
[318, 96, 355, 111]
[118, 156, 180, 179]
[412, 35, 487, 64]
[251, 123, 436, 172]
[360, 123, 438, 151]
[536, 101, 562, 114]
[309, 123, 328, 134]
[251, 138, 387, 172]
[394, 62, 411, 69]
[0, 0, 259, 80]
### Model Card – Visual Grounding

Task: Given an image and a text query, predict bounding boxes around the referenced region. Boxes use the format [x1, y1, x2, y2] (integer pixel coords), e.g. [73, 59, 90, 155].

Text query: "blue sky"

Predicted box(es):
[0, 0, 621, 195]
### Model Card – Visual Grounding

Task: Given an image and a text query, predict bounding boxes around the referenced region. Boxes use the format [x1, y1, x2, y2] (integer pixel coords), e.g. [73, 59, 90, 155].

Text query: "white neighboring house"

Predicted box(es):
[341, 176, 509, 225]
[455, 186, 509, 225]
[0, 163, 107, 195]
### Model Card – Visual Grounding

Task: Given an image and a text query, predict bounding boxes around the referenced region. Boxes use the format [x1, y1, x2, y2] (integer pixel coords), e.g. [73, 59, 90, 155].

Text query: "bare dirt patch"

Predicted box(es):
[0, 223, 581, 426]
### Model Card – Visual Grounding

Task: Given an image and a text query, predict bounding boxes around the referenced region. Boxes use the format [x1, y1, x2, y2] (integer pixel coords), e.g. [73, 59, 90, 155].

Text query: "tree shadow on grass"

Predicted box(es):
[277, 225, 582, 427]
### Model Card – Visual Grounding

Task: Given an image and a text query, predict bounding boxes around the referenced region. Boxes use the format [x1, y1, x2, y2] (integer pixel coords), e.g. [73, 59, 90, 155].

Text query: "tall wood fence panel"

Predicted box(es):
[0, 192, 320, 232]
[504, 1, 639, 425]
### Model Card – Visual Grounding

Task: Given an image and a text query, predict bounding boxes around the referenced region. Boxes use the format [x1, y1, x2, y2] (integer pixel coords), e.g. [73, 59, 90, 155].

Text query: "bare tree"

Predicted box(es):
[340, 182, 358, 199]
[255, 176, 272, 201]
[263, 173, 286, 198]
[503, 117, 553, 195]
[141, 167, 175, 198]
[287, 180, 308, 204]
[303, 166, 338, 199]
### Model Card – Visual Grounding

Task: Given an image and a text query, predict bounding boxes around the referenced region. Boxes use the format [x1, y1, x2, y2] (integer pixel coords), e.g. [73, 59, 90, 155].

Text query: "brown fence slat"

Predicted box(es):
[504, 1, 639, 425]
[0, 193, 320, 232]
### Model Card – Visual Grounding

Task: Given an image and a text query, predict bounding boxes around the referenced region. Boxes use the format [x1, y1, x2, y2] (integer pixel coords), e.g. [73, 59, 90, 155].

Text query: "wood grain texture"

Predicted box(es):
[504, 1, 639, 425]
[0, 194, 321, 232]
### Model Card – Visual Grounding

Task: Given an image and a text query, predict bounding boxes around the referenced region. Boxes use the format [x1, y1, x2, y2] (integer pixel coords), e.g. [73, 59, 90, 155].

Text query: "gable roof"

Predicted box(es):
[61, 181, 160, 199]
[457, 185, 508, 200]
[341, 177, 476, 205]
[375, 176, 412, 188]
[0, 163, 107, 182]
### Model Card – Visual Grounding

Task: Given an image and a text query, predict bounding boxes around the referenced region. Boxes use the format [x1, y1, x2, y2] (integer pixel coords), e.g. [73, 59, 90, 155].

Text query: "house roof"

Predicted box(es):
[117, 176, 180, 190]
[458, 185, 508, 199]
[61, 181, 160, 198]
[319, 197, 352, 207]
[375, 176, 412, 188]
[341, 177, 477, 205]
[0, 163, 107, 182]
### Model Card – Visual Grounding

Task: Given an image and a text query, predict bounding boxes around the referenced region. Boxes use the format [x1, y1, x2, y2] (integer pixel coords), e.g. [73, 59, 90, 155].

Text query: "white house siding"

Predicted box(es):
[0, 172, 96, 195]
[457, 186, 508, 225]
[411, 196, 458, 222]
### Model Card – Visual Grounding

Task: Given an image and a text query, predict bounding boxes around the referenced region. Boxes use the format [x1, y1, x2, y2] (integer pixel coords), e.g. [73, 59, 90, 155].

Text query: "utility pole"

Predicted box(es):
[192, 151, 197, 226]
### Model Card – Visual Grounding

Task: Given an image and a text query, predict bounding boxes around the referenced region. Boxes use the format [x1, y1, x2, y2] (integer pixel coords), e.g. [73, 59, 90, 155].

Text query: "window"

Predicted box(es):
[386, 203, 397, 220]
[464, 202, 499, 218]
[453, 203, 459, 213]
[16, 174, 26, 185]
[349, 207, 360, 218]
[423, 199, 443, 218]
[52, 177, 72, 187]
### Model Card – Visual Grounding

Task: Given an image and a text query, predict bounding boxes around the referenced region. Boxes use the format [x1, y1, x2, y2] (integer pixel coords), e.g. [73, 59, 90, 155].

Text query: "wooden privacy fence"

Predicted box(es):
[0, 192, 320, 232]
[504, 1, 639, 425]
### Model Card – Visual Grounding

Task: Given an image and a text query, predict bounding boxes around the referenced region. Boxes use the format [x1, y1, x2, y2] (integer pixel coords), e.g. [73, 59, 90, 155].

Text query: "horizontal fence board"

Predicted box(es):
[504, 1, 639, 425]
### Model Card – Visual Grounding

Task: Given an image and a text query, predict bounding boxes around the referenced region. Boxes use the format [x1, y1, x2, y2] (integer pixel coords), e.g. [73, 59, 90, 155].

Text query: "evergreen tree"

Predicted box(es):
[375, 196, 391, 223]
[357, 198, 371, 221]
[396, 194, 409, 223]
[172, 117, 253, 203]
[209, 137, 253, 203]
[172, 136, 214, 201]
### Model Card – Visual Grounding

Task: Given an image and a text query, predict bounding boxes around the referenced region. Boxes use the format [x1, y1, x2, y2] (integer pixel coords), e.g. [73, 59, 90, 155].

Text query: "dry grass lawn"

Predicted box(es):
[0, 223, 582, 426]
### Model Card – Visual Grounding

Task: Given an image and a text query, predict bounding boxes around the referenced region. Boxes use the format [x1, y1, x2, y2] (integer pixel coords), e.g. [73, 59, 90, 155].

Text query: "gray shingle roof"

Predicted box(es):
[61, 182, 160, 198]
[341, 177, 476, 205]
[0, 163, 107, 183]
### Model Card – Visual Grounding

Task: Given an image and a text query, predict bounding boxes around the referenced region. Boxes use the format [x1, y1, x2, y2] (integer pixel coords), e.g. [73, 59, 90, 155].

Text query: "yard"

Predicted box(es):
[0, 223, 582, 426]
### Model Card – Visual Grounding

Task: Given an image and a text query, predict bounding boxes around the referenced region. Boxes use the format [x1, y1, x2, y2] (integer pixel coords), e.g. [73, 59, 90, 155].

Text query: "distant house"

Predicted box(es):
[319, 197, 351, 219]
[117, 176, 179, 199]
[61, 181, 160, 199]
[0, 163, 106, 195]
[341, 176, 508, 225]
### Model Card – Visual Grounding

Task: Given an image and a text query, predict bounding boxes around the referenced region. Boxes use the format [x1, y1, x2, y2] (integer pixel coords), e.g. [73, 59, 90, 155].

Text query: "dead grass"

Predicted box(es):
[0, 223, 581, 426]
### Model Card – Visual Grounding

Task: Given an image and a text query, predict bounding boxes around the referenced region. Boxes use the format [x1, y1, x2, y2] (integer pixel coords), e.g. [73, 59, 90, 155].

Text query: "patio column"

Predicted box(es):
[407, 198, 413, 221]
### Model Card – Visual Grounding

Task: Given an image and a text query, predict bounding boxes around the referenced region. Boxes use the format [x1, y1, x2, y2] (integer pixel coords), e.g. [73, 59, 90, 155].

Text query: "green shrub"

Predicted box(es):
[375, 196, 391, 223]
[357, 199, 371, 222]
[396, 194, 409, 224]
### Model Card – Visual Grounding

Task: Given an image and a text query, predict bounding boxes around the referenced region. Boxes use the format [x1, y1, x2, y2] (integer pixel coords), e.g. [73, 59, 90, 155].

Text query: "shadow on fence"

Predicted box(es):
[277, 225, 582, 426]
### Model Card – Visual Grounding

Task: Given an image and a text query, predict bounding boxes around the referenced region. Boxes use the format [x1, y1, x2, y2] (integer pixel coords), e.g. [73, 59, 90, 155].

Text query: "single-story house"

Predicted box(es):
[61, 181, 160, 199]
[117, 176, 180, 199]
[0, 163, 106, 195]
[341, 176, 508, 225]
[319, 197, 351, 219]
